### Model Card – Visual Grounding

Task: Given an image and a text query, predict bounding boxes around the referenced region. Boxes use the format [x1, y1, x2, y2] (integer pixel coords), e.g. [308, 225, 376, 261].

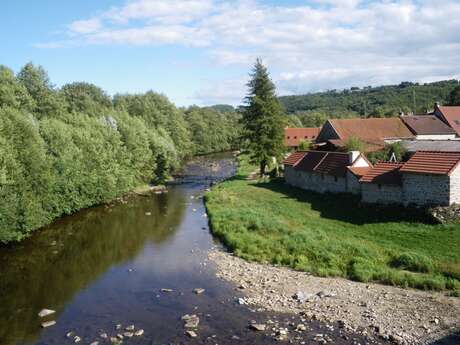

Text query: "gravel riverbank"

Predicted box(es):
[209, 249, 460, 345]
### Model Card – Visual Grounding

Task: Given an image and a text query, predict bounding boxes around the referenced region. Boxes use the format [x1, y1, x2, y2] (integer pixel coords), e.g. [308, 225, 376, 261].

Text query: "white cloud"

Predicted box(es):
[35, 0, 460, 105]
[68, 18, 101, 34]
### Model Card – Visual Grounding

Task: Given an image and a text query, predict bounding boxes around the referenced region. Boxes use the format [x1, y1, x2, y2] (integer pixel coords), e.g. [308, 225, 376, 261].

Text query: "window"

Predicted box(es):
[304, 136, 308, 139]
[294, 136, 297, 139]
[287, 136, 290, 139]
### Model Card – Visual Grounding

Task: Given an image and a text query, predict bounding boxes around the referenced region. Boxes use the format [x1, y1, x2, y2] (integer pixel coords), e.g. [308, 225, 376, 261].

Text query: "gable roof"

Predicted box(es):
[348, 166, 372, 178]
[401, 139, 460, 153]
[435, 106, 460, 136]
[326, 138, 385, 153]
[283, 151, 308, 166]
[400, 151, 460, 176]
[400, 115, 456, 136]
[285, 127, 321, 147]
[360, 162, 403, 185]
[328, 117, 414, 141]
[293, 150, 365, 177]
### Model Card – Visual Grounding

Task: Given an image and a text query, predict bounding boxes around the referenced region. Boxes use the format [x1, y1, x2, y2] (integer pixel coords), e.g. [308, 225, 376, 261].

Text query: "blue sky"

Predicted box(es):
[1, 0, 459, 106]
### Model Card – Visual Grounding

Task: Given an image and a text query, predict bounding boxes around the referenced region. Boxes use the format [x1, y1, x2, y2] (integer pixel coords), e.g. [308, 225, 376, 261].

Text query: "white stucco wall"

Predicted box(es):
[415, 134, 457, 140]
[402, 173, 450, 206]
[449, 165, 460, 205]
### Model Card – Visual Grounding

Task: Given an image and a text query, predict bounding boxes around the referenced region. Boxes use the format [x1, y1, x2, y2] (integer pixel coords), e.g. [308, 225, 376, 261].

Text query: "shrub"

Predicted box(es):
[390, 252, 435, 273]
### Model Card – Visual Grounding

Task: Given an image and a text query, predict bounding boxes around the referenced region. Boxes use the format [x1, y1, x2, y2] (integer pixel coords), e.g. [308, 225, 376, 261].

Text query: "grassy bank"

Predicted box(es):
[205, 155, 460, 294]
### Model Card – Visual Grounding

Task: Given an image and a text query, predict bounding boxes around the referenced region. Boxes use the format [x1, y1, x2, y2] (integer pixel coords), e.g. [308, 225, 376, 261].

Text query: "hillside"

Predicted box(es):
[279, 80, 459, 125]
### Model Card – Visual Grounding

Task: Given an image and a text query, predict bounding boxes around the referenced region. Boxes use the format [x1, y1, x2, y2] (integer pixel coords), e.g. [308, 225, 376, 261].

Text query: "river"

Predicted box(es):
[0, 153, 387, 345]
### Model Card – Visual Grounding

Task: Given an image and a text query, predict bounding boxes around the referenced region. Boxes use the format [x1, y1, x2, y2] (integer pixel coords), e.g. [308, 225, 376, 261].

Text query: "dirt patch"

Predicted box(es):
[209, 249, 460, 345]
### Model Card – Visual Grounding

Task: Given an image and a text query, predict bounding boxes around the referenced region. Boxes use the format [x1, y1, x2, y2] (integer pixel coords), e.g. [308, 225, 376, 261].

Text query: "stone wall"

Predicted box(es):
[402, 173, 450, 206]
[361, 183, 403, 205]
[346, 172, 362, 195]
[285, 166, 347, 193]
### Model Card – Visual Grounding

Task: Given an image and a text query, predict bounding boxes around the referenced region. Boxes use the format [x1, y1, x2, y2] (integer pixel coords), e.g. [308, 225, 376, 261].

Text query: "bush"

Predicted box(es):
[389, 252, 435, 273]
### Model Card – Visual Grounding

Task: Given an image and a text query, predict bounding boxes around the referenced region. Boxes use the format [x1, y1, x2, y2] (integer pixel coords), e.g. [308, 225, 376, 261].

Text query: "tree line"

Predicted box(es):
[0, 63, 241, 243]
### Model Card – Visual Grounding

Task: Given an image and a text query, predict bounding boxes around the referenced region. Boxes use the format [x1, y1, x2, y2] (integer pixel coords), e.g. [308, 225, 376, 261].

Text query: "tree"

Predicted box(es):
[447, 85, 460, 106]
[343, 136, 364, 152]
[242, 59, 284, 176]
[298, 140, 312, 151]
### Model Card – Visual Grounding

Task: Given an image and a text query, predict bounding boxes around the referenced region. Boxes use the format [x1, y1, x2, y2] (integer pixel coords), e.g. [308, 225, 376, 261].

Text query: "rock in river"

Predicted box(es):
[38, 309, 56, 318]
[193, 288, 205, 294]
[41, 320, 56, 328]
[249, 324, 266, 331]
[186, 330, 198, 338]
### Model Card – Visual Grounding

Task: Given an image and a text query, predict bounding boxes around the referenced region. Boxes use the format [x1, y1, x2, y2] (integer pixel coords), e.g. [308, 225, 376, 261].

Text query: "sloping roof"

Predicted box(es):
[294, 151, 352, 177]
[329, 118, 414, 141]
[400, 151, 460, 176]
[402, 140, 460, 153]
[360, 162, 403, 185]
[327, 138, 385, 153]
[285, 127, 321, 147]
[348, 166, 372, 178]
[400, 115, 456, 136]
[436, 106, 460, 136]
[283, 151, 308, 166]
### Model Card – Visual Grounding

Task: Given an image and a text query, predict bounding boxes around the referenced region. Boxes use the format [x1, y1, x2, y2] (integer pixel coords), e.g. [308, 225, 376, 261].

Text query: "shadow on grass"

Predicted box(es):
[253, 178, 436, 226]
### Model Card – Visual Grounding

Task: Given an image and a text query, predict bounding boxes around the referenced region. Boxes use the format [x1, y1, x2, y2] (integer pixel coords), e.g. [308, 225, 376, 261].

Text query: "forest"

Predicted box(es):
[279, 80, 460, 127]
[0, 63, 241, 243]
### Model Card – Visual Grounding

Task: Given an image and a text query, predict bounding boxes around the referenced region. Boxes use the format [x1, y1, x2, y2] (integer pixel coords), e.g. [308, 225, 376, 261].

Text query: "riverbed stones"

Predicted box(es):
[182, 314, 200, 328]
[186, 330, 198, 338]
[38, 309, 55, 317]
[134, 329, 144, 336]
[161, 288, 173, 293]
[73, 335, 81, 343]
[123, 332, 134, 338]
[249, 323, 266, 331]
[193, 288, 205, 294]
[41, 320, 56, 328]
[90, 342, 99, 345]
[125, 325, 135, 331]
[100, 333, 108, 339]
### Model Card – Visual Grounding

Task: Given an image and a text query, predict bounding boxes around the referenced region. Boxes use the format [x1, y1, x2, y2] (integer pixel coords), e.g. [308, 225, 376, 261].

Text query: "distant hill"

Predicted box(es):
[279, 80, 459, 119]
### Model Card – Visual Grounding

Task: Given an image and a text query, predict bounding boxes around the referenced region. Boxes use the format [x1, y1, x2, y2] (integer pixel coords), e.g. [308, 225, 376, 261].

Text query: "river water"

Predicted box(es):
[0, 153, 387, 345]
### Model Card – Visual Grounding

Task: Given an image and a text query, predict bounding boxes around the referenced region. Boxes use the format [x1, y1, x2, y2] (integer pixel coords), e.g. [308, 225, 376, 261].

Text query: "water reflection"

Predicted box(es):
[0, 189, 185, 344]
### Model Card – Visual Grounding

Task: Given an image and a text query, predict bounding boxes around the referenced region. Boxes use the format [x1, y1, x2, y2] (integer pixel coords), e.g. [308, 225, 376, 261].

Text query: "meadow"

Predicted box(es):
[205, 155, 460, 294]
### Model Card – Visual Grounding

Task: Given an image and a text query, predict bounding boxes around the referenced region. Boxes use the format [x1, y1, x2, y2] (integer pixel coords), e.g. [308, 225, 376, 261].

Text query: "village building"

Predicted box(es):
[284, 150, 460, 207]
[433, 104, 460, 136]
[315, 117, 414, 152]
[283, 150, 371, 194]
[400, 115, 457, 140]
[284, 127, 321, 149]
[401, 139, 460, 154]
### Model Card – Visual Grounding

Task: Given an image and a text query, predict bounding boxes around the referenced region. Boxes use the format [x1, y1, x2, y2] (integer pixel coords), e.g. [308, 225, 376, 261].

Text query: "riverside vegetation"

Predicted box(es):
[0, 63, 241, 243]
[205, 155, 460, 294]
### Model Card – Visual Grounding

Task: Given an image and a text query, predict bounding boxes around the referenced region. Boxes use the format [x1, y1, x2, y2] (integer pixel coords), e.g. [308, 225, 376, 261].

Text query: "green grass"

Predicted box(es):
[205, 155, 460, 294]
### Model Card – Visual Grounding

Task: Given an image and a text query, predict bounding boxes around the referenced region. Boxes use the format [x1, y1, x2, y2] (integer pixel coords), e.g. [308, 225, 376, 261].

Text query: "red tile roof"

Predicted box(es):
[348, 166, 372, 178]
[285, 127, 321, 147]
[329, 117, 414, 141]
[327, 138, 385, 153]
[401, 115, 456, 136]
[283, 151, 308, 166]
[294, 151, 352, 177]
[436, 106, 460, 136]
[400, 151, 460, 176]
[360, 162, 403, 185]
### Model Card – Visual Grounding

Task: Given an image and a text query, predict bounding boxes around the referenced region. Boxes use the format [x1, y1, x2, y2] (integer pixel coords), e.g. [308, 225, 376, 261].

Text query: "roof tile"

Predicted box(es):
[360, 162, 403, 185]
[400, 151, 460, 175]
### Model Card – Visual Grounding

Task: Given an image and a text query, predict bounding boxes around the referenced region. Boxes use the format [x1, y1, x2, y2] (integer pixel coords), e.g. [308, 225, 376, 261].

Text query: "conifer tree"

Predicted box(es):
[242, 59, 284, 176]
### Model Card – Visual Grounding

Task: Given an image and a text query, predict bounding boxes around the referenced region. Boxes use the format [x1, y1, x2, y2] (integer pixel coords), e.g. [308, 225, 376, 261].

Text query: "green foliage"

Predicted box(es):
[0, 63, 241, 243]
[447, 85, 460, 106]
[297, 140, 312, 151]
[242, 59, 285, 175]
[280, 80, 459, 120]
[205, 156, 460, 292]
[343, 136, 364, 152]
[368, 142, 409, 163]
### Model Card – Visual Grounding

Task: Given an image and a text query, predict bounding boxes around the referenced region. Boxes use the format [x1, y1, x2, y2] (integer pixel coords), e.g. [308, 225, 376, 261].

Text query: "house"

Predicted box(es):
[316, 118, 414, 152]
[400, 115, 457, 140]
[284, 150, 460, 207]
[401, 139, 460, 154]
[283, 150, 371, 194]
[360, 151, 460, 206]
[360, 162, 404, 205]
[433, 104, 460, 136]
[285, 127, 321, 149]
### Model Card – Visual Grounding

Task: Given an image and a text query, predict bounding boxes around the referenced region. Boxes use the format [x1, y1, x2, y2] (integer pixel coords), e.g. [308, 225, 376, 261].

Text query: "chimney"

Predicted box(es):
[348, 151, 360, 164]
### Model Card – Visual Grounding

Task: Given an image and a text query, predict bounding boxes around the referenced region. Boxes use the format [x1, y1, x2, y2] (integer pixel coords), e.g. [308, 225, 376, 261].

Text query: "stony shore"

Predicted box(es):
[209, 249, 460, 345]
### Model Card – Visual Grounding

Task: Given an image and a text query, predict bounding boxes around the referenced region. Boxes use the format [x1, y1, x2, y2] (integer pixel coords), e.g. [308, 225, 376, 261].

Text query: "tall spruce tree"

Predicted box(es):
[242, 59, 284, 176]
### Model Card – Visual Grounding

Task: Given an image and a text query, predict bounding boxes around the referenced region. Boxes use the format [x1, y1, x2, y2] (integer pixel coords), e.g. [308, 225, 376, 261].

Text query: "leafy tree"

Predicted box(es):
[447, 85, 460, 106]
[343, 137, 365, 152]
[242, 59, 284, 175]
[0, 65, 34, 110]
[297, 140, 312, 151]
[368, 142, 408, 164]
[61, 82, 112, 116]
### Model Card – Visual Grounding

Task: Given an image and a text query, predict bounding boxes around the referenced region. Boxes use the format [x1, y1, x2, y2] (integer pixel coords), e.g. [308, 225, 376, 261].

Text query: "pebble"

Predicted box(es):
[123, 332, 134, 337]
[161, 288, 173, 293]
[134, 329, 144, 336]
[90, 342, 99, 345]
[193, 288, 205, 294]
[249, 323, 266, 331]
[38, 309, 56, 318]
[186, 330, 198, 338]
[100, 333, 108, 339]
[41, 321, 56, 328]
[73, 336, 81, 343]
[125, 325, 135, 331]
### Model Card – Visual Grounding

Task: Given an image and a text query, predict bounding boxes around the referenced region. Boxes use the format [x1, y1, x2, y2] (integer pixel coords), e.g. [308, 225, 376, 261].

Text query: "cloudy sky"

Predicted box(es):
[1, 0, 459, 106]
